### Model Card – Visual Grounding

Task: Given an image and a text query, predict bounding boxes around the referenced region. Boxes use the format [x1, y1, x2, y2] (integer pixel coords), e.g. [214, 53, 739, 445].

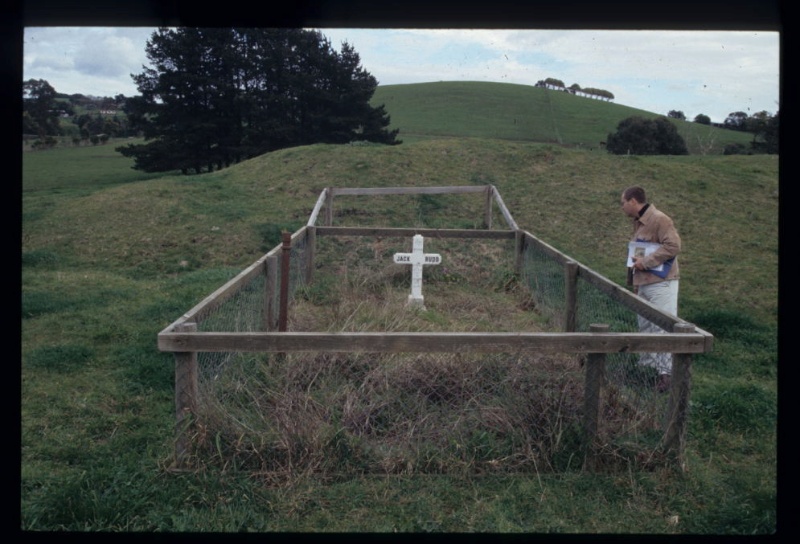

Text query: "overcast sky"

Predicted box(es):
[22, 27, 780, 124]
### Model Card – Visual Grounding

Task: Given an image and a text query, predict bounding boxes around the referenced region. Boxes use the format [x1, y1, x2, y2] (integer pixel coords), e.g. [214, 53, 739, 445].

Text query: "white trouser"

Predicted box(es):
[636, 280, 679, 376]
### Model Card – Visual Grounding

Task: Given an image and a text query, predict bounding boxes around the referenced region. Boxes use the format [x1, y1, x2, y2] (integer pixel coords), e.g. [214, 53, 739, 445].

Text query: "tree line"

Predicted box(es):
[666, 108, 779, 155]
[24, 48, 777, 161]
[535, 78, 615, 101]
[23, 79, 137, 148]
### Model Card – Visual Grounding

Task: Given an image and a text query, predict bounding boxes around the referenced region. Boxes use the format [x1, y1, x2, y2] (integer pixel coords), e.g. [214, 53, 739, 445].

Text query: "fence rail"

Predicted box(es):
[158, 331, 709, 354]
[159, 185, 712, 472]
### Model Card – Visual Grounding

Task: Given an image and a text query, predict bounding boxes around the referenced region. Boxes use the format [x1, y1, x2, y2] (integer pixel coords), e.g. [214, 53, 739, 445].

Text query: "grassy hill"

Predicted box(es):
[373, 81, 753, 154]
[21, 83, 777, 533]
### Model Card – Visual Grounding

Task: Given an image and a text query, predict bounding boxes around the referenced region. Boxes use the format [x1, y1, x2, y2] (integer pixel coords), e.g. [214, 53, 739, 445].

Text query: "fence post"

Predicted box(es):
[173, 321, 198, 468]
[662, 322, 695, 470]
[483, 186, 493, 229]
[564, 260, 578, 332]
[279, 231, 291, 332]
[305, 225, 316, 285]
[514, 230, 525, 276]
[325, 189, 334, 226]
[264, 254, 278, 331]
[583, 323, 608, 471]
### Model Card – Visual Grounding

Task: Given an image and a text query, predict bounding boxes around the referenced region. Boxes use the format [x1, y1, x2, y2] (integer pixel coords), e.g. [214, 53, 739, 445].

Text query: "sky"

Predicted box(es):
[22, 27, 780, 124]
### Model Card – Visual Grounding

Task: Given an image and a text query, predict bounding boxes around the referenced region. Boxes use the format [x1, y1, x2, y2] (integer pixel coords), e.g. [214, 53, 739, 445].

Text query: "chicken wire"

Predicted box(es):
[520, 237, 678, 455]
[177, 229, 682, 475]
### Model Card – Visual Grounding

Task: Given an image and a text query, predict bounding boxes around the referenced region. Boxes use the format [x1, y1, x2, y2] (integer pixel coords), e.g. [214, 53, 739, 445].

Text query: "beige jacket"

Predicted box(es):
[630, 203, 681, 286]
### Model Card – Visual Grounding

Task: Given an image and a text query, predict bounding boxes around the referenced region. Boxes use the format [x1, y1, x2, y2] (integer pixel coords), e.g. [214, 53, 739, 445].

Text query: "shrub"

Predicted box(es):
[723, 143, 748, 155]
[606, 116, 688, 155]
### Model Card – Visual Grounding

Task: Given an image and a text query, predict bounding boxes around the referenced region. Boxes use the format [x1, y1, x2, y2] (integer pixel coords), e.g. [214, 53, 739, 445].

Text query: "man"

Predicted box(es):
[620, 186, 681, 393]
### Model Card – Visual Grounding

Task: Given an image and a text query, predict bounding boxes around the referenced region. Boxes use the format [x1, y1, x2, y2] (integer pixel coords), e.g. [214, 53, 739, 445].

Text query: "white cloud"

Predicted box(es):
[24, 27, 153, 96]
[23, 27, 779, 122]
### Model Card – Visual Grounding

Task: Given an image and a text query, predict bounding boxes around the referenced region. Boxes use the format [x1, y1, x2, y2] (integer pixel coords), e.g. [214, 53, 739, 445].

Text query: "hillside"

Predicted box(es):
[21, 86, 777, 532]
[23, 137, 778, 325]
[372, 81, 753, 154]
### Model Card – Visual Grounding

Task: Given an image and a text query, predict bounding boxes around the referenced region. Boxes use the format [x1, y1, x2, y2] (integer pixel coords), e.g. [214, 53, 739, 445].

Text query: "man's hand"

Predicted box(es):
[631, 256, 646, 271]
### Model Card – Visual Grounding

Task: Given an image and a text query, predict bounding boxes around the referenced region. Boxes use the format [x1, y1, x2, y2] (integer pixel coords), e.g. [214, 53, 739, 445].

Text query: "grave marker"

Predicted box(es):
[393, 234, 442, 308]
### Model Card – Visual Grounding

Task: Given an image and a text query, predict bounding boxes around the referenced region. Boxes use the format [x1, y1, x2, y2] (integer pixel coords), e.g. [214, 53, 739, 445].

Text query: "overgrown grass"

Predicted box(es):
[21, 84, 776, 533]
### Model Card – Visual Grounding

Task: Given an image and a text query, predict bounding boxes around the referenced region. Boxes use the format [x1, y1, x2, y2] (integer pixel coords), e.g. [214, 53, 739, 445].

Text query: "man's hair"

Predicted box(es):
[623, 186, 647, 203]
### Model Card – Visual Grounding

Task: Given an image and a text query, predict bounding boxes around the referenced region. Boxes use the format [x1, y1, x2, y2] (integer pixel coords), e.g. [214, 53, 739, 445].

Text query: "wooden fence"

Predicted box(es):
[158, 185, 713, 471]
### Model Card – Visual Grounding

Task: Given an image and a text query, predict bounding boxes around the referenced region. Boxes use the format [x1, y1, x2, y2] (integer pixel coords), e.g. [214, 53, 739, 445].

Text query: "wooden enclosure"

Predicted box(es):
[158, 185, 713, 470]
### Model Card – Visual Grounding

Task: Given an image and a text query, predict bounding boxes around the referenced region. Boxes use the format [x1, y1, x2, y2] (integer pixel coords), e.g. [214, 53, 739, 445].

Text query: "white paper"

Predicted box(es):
[627, 241, 664, 271]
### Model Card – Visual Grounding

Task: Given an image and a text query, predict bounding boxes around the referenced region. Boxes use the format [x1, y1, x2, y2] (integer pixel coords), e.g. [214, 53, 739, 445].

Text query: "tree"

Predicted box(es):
[606, 116, 689, 156]
[23, 79, 61, 137]
[117, 28, 399, 174]
[540, 77, 565, 90]
[724, 111, 749, 131]
[763, 111, 779, 154]
[581, 87, 614, 101]
[667, 110, 686, 121]
[746, 110, 779, 154]
[693, 114, 711, 125]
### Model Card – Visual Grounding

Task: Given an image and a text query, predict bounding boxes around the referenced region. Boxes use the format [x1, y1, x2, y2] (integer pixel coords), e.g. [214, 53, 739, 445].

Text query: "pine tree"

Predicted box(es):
[117, 28, 399, 174]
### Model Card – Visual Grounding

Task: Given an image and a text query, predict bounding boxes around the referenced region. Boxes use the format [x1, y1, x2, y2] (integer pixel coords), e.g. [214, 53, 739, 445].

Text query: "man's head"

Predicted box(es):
[620, 186, 646, 218]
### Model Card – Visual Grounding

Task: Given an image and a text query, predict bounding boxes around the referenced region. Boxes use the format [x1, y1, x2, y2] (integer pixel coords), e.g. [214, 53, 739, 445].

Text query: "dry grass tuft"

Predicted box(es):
[189, 234, 670, 479]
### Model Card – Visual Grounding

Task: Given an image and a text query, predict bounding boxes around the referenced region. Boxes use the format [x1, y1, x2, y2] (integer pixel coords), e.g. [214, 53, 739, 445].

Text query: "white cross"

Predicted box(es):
[393, 234, 442, 308]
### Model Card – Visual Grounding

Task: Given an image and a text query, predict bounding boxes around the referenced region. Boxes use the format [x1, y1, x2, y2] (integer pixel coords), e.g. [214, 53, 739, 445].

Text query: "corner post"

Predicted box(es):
[173, 321, 198, 468]
[325, 189, 334, 226]
[662, 322, 695, 471]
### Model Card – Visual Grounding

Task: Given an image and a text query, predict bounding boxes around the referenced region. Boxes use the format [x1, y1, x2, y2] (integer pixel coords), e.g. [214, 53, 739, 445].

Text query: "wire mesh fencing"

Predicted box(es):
[520, 234, 685, 467]
[163, 228, 693, 476]
[161, 186, 706, 475]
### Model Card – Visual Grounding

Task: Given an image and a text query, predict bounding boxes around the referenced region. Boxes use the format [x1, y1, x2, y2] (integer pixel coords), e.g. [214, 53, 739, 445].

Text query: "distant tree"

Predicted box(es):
[22, 111, 39, 135]
[23, 79, 61, 137]
[667, 110, 686, 120]
[117, 28, 399, 174]
[746, 110, 779, 154]
[599, 89, 614, 101]
[543, 77, 565, 89]
[606, 116, 688, 155]
[581, 87, 614, 101]
[120, 95, 150, 137]
[723, 143, 748, 155]
[693, 113, 711, 125]
[724, 111, 749, 131]
[763, 110, 779, 154]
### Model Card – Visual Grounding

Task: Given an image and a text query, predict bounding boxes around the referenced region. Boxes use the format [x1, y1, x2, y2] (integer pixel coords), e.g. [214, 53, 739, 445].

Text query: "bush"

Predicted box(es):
[606, 116, 688, 155]
[31, 137, 58, 150]
[723, 143, 748, 155]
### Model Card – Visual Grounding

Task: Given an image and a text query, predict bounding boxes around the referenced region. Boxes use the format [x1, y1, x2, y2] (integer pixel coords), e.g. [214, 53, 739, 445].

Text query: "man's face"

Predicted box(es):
[620, 194, 639, 218]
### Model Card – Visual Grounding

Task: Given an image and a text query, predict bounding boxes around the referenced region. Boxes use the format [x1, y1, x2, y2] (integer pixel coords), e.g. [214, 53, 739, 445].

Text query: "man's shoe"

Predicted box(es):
[656, 374, 671, 393]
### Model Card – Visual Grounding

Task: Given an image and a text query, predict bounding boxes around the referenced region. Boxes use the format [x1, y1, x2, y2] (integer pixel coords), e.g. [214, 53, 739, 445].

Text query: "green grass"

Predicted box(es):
[373, 81, 754, 154]
[21, 82, 777, 533]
